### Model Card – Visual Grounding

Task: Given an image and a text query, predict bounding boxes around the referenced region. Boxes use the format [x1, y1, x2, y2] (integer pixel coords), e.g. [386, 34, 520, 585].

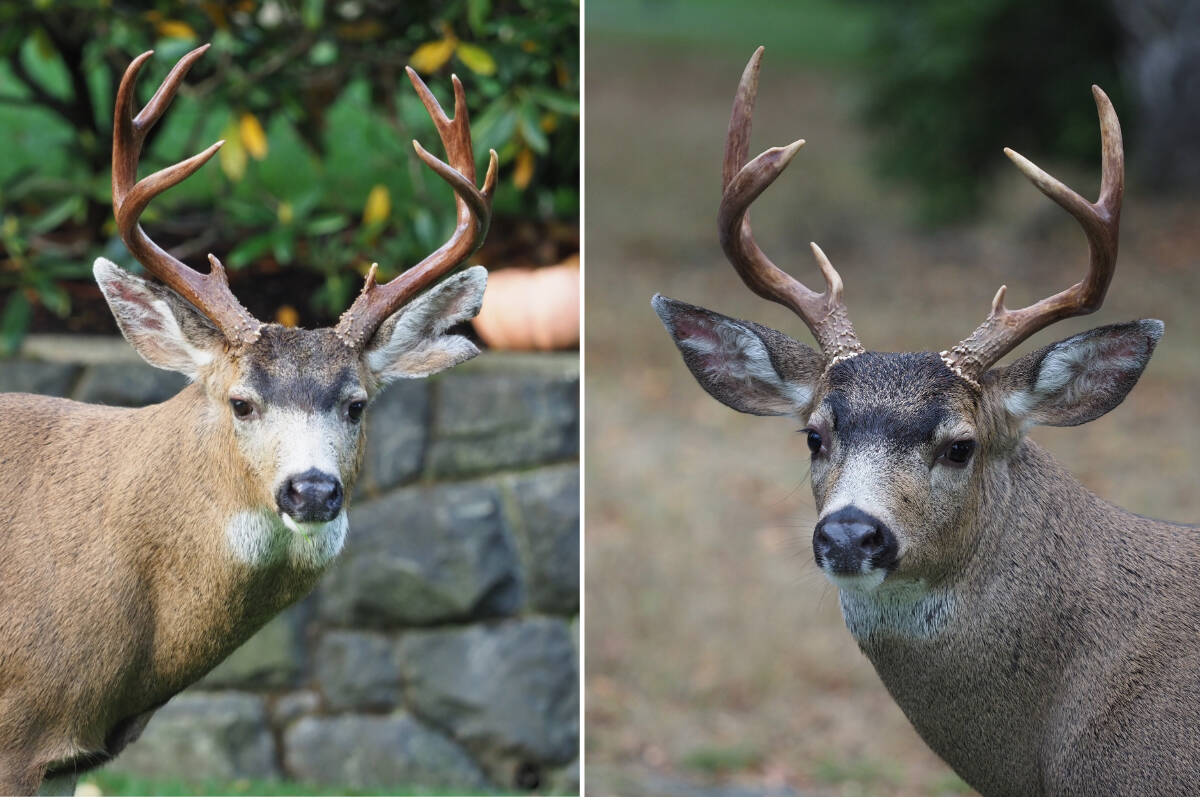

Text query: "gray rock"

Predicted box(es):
[505, 465, 579, 615]
[197, 604, 306, 690]
[75, 362, 187, 406]
[426, 371, 579, 478]
[114, 692, 278, 781]
[356, 379, 429, 497]
[0, 360, 80, 397]
[314, 630, 402, 711]
[397, 618, 578, 777]
[545, 758, 581, 796]
[271, 689, 321, 728]
[283, 713, 489, 791]
[320, 480, 521, 626]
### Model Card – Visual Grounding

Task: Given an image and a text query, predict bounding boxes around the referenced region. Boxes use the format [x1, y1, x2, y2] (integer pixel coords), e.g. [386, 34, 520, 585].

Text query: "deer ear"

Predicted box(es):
[652, 294, 824, 416]
[94, 257, 224, 378]
[996, 319, 1163, 428]
[362, 266, 487, 384]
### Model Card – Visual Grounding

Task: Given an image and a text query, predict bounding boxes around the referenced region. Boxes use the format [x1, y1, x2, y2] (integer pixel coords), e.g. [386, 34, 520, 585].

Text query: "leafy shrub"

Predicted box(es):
[0, 0, 578, 351]
[855, 0, 1127, 223]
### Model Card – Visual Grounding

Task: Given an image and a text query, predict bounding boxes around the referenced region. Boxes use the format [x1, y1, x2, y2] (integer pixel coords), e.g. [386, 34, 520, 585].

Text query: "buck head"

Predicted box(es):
[95, 46, 496, 554]
[655, 47, 1160, 596]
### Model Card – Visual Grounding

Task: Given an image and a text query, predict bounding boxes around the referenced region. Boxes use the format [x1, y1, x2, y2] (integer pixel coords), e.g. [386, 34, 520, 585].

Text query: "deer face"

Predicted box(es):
[655, 297, 1162, 595]
[655, 48, 1150, 600]
[96, 258, 486, 562]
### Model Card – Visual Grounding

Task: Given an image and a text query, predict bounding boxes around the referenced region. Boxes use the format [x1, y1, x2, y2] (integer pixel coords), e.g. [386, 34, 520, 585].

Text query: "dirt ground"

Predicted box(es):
[583, 38, 1200, 796]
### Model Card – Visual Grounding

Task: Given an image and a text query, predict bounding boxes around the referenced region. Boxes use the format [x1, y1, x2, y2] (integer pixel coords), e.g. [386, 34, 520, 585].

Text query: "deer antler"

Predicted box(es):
[334, 69, 498, 349]
[941, 86, 1124, 383]
[113, 45, 264, 346]
[718, 47, 863, 364]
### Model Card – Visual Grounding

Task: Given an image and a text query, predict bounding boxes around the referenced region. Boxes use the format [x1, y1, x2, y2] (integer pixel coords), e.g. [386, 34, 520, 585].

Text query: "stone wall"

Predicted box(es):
[0, 338, 579, 794]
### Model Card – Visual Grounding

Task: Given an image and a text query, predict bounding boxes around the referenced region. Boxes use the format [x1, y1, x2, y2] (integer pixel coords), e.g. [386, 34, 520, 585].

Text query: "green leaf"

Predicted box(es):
[467, 0, 491, 35]
[226, 232, 276, 269]
[1, 292, 31, 355]
[28, 195, 82, 235]
[302, 0, 325, 29]
[305, 214, 349, 236]
[527, 87, 579, 115]
[472, 98, 519, 153]
[517, 100, 549, 154]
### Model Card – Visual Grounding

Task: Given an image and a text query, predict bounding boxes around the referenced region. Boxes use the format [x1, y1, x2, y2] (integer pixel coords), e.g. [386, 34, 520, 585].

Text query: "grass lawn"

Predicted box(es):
[82, 770, 508, 797]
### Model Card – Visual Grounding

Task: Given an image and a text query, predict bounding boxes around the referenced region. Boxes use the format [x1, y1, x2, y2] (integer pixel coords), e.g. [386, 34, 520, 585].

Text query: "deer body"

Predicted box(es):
[655, 47, 1200, 793]
[0, 389, 328, 782]
[0, 45, 499, 795]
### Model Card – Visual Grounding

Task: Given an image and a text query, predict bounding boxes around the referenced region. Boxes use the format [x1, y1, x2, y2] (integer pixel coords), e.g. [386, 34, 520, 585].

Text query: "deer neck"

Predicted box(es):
[106, 383, 327, 698]
[839, 438, 1188, 792]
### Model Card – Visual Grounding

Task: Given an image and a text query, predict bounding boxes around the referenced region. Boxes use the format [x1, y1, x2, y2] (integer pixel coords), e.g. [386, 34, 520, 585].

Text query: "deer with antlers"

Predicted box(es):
[655, 48, 1200, 793]
[0, 45, 496, 795]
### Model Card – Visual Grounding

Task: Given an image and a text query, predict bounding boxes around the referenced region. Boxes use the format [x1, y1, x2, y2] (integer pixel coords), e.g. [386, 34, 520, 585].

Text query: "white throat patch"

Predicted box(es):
[225, 508, 348, 569]
[838, 580, 955, 641]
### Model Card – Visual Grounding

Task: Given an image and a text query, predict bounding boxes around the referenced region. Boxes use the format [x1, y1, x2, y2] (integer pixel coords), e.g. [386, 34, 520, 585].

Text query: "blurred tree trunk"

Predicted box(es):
[1111, 0, 1200, 191]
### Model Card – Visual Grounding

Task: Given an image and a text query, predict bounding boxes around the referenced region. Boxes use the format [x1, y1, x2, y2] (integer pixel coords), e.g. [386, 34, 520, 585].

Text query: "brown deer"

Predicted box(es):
[654, 47, 1200, 794]
[0, 45, 497, 795]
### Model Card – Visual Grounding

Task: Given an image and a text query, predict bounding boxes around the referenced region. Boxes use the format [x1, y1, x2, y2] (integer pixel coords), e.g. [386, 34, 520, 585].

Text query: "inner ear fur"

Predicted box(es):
[993, 319, 1163, 428]
[652, 294, 825, 416]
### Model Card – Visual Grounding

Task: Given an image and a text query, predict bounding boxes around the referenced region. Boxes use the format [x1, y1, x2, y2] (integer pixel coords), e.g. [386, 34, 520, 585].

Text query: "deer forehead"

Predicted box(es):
[816, 351, 978, 447]
[229, 326, 367, 409]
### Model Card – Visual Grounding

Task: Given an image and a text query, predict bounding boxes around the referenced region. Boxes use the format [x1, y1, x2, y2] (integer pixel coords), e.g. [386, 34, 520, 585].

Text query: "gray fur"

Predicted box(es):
[656, 299, 1199, 792]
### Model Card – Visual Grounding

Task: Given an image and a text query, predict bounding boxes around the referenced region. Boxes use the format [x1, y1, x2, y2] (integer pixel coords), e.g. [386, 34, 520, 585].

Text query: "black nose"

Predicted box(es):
[276, 469, 343, 523]
[813, 506, 898, 575]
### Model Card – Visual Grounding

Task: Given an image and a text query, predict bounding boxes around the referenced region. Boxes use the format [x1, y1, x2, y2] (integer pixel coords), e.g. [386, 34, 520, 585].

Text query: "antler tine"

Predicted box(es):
[717, 47, 863, 363]
[942, 86, 1124, 383]
[113, 46, 263, 346]
[334, 69, 497, 349]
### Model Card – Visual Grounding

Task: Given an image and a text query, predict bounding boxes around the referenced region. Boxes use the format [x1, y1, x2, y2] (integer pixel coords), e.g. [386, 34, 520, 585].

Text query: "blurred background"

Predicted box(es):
[0, 0, 578, 795]
[585, 0, 1199, 795]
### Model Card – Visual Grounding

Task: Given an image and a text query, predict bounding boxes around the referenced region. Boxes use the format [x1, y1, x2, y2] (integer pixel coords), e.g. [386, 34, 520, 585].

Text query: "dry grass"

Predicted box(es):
[583, 38, 1200, 796]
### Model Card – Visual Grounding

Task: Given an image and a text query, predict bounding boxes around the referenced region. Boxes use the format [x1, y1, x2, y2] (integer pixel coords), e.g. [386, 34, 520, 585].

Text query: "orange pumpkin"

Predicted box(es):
[473, 255, 580, 351]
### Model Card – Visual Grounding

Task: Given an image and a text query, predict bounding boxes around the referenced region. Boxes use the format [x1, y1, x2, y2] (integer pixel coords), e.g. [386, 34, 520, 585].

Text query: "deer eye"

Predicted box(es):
[229, 398, 257, 420]
[804, 429, 823, 455]
[939, 439, 976, 466]
[346, 400, 366, 423]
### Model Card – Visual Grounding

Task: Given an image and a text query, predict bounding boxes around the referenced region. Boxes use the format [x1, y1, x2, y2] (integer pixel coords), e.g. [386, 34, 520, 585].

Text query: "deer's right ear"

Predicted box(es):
[652, 295, 823, 416]
[94, 257, 224, 378]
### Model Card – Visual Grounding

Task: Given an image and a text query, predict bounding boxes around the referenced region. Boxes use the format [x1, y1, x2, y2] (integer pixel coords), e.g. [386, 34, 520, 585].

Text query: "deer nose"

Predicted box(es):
[813, 506, 897, 575]
[276, 469, 343, 523]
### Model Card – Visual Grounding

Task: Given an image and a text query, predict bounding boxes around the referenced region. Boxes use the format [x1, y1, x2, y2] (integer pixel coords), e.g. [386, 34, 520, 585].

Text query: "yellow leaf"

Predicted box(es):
[513, 147, 534, 190]
[540, 112, 559, 133]
[218, 121, 247, 181]
[239, 112, 268, 160]
[277, 202, 293, 225]
[275, 305, 300, 328]
[362, 184, 391, 226]
[410, 38, 456, 74]
[156, 19, 198, 39]
[455, 42, 496, 76]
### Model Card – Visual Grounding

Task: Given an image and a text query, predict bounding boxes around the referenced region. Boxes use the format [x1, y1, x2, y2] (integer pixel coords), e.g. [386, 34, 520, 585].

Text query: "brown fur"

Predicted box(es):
[0, 385, 329, 791]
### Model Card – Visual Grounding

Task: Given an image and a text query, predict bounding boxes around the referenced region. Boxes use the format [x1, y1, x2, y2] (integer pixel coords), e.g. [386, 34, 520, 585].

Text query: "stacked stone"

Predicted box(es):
[0, 343, 580, 794]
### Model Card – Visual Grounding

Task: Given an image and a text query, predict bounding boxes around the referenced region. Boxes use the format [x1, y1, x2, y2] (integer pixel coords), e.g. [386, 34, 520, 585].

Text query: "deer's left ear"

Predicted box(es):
[995, 319, 1163, 428]
[361, 266, 487, 384]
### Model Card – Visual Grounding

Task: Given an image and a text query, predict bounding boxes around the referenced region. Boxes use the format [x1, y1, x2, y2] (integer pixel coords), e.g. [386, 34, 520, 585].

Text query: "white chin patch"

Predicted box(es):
[823, 568, 887, 594]
[226, 509, 348, 569]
